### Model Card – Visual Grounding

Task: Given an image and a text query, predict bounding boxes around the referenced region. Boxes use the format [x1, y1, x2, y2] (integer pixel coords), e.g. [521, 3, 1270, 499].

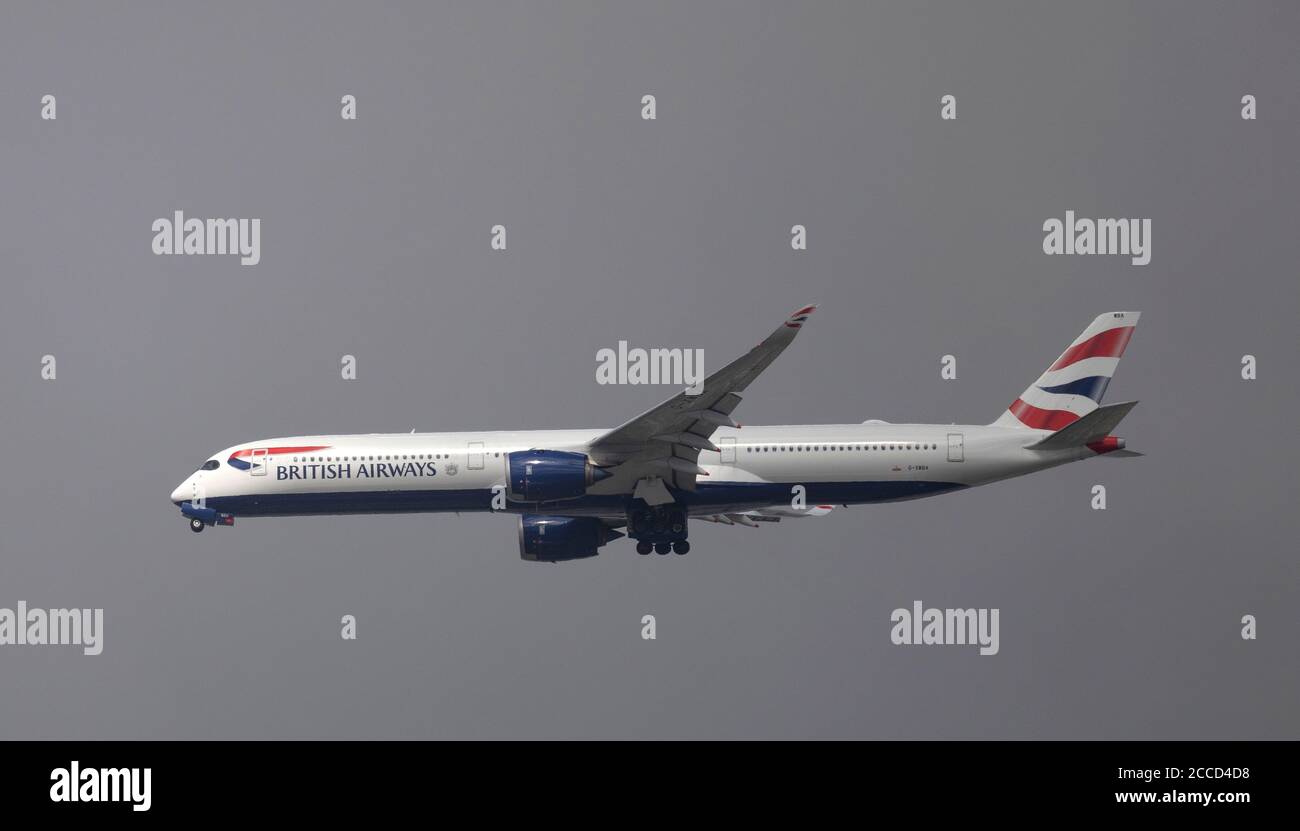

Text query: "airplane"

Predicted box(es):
[170, 307, 1141, 561]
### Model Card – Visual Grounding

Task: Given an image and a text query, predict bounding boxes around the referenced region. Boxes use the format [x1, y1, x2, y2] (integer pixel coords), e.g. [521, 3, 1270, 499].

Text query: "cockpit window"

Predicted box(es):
[199, 459, 220, 471]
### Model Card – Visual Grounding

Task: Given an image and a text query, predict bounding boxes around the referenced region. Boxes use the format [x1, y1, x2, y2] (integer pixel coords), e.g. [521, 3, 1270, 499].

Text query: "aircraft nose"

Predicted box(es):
[170, 481, 189, 505]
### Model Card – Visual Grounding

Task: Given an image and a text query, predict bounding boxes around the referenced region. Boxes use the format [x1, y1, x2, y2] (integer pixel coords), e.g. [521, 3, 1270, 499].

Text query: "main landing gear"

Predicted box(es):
[635, 540, 689, 555]
[628, 503, 690, 556]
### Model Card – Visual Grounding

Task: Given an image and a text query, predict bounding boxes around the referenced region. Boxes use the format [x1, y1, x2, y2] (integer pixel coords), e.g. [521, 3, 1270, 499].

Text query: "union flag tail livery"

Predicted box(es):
[994, 311, 1139, 431]
[171, 306, 1142, 561]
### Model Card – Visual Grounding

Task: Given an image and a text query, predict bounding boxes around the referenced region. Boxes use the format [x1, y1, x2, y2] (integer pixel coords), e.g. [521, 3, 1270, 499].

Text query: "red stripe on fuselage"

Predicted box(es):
[230, 445, 331, 458]
[1007, 399, 1080, 430]
[1048, 326, 1134, 371]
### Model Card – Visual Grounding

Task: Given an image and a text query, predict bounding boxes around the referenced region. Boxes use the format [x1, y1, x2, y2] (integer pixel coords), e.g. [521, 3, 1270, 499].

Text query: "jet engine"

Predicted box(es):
[518, 515, 624, 562]
[507, 449, 611, 503]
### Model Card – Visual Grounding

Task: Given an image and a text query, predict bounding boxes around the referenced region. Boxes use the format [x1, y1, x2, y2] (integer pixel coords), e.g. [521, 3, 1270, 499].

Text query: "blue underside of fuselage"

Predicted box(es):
[195, 480, 967, 518]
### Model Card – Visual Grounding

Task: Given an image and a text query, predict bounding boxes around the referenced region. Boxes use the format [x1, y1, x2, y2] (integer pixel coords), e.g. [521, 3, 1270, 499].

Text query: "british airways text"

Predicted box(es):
[276, 462, 438, 481]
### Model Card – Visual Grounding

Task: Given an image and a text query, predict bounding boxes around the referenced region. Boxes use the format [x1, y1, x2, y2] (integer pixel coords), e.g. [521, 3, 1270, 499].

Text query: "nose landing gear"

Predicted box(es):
[180, 502, 234, 533]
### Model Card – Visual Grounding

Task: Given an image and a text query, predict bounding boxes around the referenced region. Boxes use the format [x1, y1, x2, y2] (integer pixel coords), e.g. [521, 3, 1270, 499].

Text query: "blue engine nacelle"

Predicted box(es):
[507, 449, 611, 503]
[518, 515, 624, 562]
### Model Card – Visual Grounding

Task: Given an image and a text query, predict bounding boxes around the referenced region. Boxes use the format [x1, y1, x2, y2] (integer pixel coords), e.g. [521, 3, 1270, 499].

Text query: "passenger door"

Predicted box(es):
[249, 447, 269, 476]
[946, 433, 964, 463]
[719, 436, 736, 464]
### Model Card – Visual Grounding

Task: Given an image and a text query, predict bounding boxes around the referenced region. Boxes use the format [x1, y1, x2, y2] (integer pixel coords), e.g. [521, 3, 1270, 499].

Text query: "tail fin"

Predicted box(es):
[993, 311, 1140, 430]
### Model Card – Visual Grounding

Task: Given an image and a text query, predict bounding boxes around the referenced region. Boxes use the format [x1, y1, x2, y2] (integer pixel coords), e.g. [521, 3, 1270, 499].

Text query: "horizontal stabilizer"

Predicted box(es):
[1028, 400, 1138, 450]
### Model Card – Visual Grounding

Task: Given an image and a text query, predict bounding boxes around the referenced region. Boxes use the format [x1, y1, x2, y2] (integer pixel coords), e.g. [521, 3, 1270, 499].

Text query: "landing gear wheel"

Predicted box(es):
[636, 541, 653, 555]
[189, 518, 205, 533]
[672, 541, 690, 555]
[654, 542, 671, 555]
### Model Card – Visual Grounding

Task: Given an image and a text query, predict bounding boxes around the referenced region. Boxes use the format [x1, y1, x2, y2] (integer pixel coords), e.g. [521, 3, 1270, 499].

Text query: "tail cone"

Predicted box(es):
[1086, 436, 1125, 454]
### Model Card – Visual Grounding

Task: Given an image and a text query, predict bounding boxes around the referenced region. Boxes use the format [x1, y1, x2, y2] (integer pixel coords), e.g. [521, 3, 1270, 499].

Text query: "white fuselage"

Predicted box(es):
[170, 422, 1093, 520]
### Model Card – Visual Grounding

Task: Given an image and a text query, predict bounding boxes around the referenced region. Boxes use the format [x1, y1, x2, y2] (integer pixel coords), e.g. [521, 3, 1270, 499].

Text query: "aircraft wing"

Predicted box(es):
[586, 305, 817, 498]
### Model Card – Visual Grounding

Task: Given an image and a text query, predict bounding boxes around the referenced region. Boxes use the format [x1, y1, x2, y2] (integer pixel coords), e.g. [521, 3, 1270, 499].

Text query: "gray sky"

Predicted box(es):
[0, 1, 1296, 738]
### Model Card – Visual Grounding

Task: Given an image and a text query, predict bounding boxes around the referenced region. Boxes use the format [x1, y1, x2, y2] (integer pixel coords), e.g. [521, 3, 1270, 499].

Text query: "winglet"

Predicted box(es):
[784, 304, 818, 329]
